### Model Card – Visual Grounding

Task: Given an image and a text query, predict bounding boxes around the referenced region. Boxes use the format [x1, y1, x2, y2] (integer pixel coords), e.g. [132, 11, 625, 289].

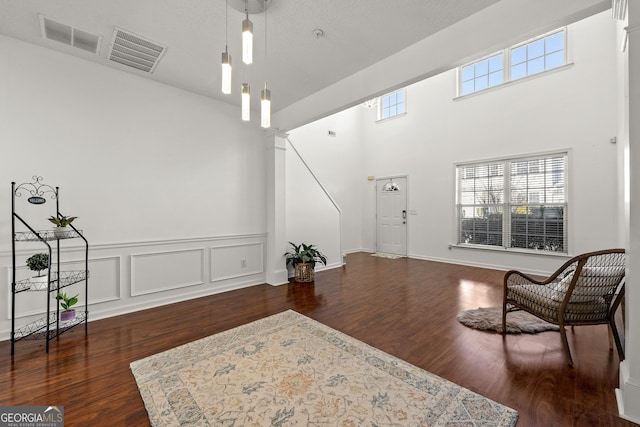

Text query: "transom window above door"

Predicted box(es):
[382, 181, 400, 192]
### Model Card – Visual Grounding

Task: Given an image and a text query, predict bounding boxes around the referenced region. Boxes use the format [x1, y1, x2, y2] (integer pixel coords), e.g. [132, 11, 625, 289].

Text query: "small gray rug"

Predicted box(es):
[457, 306, 560, 334]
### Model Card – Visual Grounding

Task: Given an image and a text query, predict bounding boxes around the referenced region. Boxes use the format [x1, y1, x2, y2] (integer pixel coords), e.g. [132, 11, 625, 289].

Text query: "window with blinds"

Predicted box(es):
[456, 153, 568, 253]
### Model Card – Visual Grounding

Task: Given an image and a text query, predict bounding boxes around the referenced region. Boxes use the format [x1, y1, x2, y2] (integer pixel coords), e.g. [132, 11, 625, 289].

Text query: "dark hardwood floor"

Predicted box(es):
[1, 252, 636, 426]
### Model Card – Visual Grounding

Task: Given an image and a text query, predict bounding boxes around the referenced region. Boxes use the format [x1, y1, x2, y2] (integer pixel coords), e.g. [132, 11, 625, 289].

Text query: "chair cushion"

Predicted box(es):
[507, 284, 609, 323]
[580, 266, 625, 277]
[551, 265, 625, 303]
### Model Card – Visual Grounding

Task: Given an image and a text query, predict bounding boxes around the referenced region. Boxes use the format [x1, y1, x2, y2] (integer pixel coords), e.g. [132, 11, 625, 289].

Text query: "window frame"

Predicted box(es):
[376, 89, 407, 122]
[510, 29, 567, 81]
[455, 151, 569, 255]
[459, 52, 505, 96]
[457, 27, 567, 97]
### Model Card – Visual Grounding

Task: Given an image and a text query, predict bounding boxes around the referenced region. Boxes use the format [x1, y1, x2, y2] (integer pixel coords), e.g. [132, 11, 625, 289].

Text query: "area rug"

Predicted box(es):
[457, 306, 560, 334]
[131, 310, 518, 426]
[371, 252, 405, 259]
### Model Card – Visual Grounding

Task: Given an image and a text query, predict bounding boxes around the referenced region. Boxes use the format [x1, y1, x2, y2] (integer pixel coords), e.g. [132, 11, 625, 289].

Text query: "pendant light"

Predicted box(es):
[241, 82, 251, 121]
[242, 0, 253, 64]
[221, 51, 232, 94]
[221, 0, 232, 94]
[261, 87, 271, 128]
[260, 0, 271, 128]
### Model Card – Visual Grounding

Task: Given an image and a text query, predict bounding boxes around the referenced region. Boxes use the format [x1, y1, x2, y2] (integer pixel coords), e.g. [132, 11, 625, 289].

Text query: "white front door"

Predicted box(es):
[376, 176, 407, 255]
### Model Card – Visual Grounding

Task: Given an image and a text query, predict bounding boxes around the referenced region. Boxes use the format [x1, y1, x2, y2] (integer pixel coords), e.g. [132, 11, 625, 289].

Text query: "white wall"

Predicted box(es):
[272, 0, 610, 132]
[359, 11, 621, 274]
[0, 35, 268, 340]
[286, 11, 622, 276]
[616, 1, 640, 422]
[286, 107, 364, 256]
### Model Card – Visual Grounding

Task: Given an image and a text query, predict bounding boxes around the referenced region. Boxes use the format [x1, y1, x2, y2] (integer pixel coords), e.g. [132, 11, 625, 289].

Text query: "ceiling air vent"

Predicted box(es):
[39, 15, 102, 54]
[108, 28, 166, 73]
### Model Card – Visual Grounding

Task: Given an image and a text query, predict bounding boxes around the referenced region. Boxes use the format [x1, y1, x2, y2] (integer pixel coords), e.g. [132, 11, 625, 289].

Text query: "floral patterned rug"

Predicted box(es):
[131, 310, 518, 426]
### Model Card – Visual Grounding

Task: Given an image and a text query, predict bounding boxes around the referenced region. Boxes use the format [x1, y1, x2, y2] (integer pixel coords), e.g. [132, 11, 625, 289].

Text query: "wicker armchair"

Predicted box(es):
[502, 249, 626, 366]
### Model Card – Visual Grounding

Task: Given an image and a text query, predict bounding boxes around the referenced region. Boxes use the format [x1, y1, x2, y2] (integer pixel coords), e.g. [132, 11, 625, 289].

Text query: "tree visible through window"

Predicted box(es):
[456, 153, 568, 253]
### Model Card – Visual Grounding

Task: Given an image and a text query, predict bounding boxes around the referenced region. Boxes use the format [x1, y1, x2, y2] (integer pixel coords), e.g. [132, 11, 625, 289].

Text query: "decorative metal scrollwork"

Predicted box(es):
[14, 176, 57, 203]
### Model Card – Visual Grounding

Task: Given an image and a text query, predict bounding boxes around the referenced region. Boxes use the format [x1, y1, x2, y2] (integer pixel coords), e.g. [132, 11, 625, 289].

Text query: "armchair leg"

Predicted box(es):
[501, 302, 507, 334]
[609, 320, 625, 361]
[560, 326, 574, 366]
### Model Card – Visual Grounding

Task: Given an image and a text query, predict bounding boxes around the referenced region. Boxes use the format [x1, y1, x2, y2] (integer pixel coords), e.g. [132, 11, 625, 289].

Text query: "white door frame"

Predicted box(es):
[375, 175, 408, 256]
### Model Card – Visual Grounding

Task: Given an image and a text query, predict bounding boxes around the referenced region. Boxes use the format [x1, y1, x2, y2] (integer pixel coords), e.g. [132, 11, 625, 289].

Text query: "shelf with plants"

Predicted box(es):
[10, 176, 89, 354]
[14, 228, 83, 242]
[14, 308, 87, 341]
[14, 270, 90, 294]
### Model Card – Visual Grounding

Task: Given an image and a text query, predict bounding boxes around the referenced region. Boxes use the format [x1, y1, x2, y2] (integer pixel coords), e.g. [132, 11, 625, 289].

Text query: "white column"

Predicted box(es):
[265, 129, 289, 285]
[617, 2, 640, 422]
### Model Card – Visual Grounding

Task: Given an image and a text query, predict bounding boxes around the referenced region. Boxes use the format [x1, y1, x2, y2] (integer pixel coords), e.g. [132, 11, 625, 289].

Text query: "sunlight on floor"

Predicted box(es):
[458, 279, 495, 308]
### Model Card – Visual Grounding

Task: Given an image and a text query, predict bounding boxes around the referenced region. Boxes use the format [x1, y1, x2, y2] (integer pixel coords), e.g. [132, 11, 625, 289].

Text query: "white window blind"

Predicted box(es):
[456, 153, 568, 253]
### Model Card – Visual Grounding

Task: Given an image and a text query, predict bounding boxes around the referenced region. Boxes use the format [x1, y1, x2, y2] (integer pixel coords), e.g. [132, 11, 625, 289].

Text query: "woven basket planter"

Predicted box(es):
[294, 262, 315, 283]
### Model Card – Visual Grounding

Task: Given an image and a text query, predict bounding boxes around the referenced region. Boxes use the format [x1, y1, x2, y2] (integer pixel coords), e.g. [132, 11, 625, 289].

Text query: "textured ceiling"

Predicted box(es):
[0, 0, 611, 123]
[0, 0, 499, 113]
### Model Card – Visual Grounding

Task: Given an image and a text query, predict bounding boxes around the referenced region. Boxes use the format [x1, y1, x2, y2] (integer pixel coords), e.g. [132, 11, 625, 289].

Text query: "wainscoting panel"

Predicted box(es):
[6, 256, 121, 320]
[131, 248, 205, 296]
[85, 256, 121, 304]
[0, 233, 267, 341]
[211, 242, 264, 282]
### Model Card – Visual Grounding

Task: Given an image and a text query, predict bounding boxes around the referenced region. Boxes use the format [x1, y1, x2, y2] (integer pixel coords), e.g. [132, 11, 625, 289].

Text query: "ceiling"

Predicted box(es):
[0, 0, 611, 127]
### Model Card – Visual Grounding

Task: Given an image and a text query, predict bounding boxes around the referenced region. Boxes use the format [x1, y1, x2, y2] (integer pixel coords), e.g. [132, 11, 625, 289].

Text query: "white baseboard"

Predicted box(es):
[407, 253, 552, 277]
[616, 360, 640, 423]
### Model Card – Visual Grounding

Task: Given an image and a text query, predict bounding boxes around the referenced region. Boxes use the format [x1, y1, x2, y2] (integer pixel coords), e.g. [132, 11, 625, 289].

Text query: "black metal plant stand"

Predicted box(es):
[11, 176, 89, 354]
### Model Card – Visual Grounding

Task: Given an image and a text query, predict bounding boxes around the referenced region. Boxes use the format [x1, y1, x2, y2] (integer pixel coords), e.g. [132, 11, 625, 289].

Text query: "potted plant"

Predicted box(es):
[285, 242, 327, 283]
[48, 215, 77, 238]
[56, 292, 78, 322]
[26, 253, 49, 290]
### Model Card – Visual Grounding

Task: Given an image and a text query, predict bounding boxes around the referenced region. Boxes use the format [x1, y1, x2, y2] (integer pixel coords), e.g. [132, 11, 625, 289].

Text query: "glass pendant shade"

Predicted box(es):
[242, 18, 253, 64]
[241, 83, 251, 121]
[221, 50, 232, 94]
[260, 87, 271, 128]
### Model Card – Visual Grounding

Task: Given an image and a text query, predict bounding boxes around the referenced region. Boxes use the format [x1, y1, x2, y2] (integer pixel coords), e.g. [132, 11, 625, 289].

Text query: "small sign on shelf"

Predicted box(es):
[27, 196, 47, 204]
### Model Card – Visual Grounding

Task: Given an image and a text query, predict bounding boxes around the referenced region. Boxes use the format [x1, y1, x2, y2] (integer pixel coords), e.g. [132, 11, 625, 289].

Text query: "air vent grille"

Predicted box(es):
[39, 15, 101, 54]
[108, 28, 166, 73]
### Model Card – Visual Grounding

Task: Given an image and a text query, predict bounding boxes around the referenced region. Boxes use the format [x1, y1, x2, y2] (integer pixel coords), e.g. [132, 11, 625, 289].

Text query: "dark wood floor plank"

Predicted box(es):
[0, 253, 636, 426]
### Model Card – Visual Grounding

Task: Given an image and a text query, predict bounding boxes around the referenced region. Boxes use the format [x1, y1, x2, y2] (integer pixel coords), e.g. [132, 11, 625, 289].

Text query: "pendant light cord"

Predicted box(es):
[264, 0, 268, 88]
[225, 0, 228, 51]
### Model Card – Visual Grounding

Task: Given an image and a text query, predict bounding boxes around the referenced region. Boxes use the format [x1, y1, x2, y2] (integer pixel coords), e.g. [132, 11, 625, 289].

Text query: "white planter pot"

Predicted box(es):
[53, 227, 66, 239]
[30, 275, 49, 290]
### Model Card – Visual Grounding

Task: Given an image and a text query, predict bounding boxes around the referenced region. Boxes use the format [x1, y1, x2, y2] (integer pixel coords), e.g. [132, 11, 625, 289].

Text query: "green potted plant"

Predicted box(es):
[26, 253, 49, 290]
[48, 215, 77, 238]
[285, 242, 327, 283]
[56, 292, 78, 322]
